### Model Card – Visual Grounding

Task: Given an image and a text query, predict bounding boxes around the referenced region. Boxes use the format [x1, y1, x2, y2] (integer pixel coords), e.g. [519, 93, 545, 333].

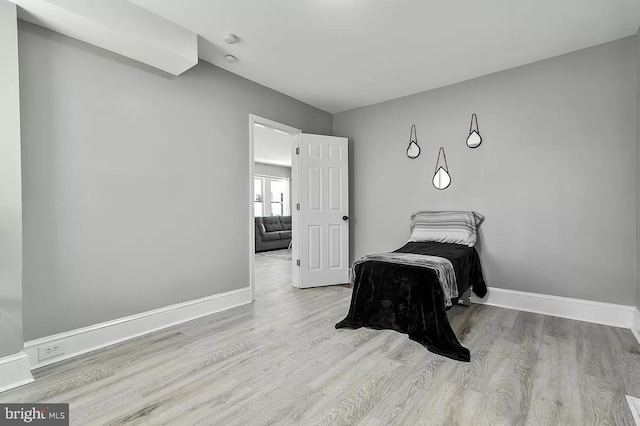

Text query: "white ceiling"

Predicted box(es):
[14, 1, 640, 113]
[128, 0, 640, 113]
[254, 125, 292, 167]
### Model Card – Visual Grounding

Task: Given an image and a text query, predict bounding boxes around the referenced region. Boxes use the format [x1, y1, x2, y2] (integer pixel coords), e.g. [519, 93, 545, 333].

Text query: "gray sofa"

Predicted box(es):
[255, 216, 292, 252]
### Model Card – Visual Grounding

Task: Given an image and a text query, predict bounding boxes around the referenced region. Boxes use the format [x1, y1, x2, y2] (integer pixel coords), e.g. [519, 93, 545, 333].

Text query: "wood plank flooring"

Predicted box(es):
[1, 254, 639, 425]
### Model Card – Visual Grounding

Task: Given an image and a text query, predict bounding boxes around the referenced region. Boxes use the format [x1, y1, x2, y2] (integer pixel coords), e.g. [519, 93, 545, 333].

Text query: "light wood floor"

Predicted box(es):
[2, 254, 639, 425]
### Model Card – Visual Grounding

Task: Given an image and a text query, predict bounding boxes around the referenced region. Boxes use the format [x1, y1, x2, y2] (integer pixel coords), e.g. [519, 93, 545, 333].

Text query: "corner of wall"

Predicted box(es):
[330, 112, 336, 136]
[0, 0, 26, 360]
[636, 27, 640, 311]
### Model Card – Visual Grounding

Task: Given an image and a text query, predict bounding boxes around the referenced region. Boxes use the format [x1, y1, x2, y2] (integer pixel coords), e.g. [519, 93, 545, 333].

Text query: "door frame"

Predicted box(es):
[248, 114, 301, 301]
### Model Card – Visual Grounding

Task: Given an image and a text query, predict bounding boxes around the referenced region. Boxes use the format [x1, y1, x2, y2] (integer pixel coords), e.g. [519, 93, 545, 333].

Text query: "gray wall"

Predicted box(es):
[334, 38, 636, 305]
[0, 1, 23, 357]
[19, 23, 332, 340]
[254, 163, 291, 179]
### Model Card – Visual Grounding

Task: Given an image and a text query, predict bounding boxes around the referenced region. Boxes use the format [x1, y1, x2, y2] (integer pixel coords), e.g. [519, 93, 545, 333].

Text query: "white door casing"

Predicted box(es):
[297, 134, 349, 287]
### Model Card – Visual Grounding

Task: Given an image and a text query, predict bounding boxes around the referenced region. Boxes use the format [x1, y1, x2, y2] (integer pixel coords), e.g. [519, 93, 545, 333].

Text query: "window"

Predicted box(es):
[253, 175, 290, 217]
[254, 177, 264, 217]
[270, 179, 289, 216]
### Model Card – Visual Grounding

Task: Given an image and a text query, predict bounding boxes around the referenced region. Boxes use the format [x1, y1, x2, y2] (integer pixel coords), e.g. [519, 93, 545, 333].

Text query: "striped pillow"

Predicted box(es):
[409, 211, 484, 247]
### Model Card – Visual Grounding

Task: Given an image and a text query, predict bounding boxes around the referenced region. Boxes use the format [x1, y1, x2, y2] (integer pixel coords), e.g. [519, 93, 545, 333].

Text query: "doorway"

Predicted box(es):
[249, 115, 301, 301]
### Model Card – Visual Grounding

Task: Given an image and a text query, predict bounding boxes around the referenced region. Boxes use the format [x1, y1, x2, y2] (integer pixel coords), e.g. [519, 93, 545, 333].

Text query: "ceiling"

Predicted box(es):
[254, 125, 292, 167]
[128, 0, 640, 113]
[13, 0, 640, 113]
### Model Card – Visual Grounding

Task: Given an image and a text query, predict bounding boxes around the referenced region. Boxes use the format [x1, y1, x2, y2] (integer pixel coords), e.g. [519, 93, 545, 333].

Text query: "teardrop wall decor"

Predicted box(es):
[432, 147, 451, 190]
[433, 166, 451, 190]
[406, 124, 421, 159]
[466, 113, 482, 148]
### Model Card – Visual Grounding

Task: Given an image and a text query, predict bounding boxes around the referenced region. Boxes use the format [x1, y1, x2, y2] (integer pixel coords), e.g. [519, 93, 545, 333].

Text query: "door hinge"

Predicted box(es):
[296, 203, 300, 211]
[296, 147, 300, 155]
[296, 259, 300, 267]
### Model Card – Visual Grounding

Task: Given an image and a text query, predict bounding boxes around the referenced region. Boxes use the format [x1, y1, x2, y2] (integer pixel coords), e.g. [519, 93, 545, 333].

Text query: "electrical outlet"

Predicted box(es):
[38, 342, 66, 361]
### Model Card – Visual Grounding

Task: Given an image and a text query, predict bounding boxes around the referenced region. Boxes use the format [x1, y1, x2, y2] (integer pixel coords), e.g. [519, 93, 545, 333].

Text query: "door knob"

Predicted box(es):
[342, 216, 349, 221]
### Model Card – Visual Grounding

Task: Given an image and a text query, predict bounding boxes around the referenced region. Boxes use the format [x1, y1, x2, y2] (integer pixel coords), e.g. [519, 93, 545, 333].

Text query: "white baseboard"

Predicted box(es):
[471, 287, 637, 330]
[16, 285, 639, 374]
[0, 352, 35, 393]
[632, 308, 640, 345]
[24, 287, 252, 370]
[627, 395, 640, 426]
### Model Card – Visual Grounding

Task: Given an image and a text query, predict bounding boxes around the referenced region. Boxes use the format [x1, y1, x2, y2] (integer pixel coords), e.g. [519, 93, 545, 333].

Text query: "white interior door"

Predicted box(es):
[296, 134, 349, 288]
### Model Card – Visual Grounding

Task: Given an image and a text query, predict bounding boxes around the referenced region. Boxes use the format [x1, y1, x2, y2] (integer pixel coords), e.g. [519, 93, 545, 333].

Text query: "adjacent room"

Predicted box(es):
[253, 121, 294, 292]
[1, 0, 639, 425]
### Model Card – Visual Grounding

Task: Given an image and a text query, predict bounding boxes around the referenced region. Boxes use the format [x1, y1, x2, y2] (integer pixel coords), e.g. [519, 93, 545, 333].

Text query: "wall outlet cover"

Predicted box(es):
[38, 342, 66, 361]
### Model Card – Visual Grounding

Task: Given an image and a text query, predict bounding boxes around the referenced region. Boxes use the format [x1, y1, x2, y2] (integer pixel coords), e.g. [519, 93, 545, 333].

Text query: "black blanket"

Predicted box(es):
[335, 242, 487, 362]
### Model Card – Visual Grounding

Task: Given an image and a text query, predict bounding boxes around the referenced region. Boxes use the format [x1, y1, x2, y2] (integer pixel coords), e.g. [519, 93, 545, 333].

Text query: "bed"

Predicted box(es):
[335, 211, 487, 362]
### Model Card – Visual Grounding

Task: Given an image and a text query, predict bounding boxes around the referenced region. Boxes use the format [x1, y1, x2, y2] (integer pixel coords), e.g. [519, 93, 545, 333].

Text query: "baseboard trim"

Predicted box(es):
[471, 287, 636, 330]
[24, 287, 252, 369]
[0, 352, 35, 393]
[632, 308, 640, 345]
[18, 286, 639, 372]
